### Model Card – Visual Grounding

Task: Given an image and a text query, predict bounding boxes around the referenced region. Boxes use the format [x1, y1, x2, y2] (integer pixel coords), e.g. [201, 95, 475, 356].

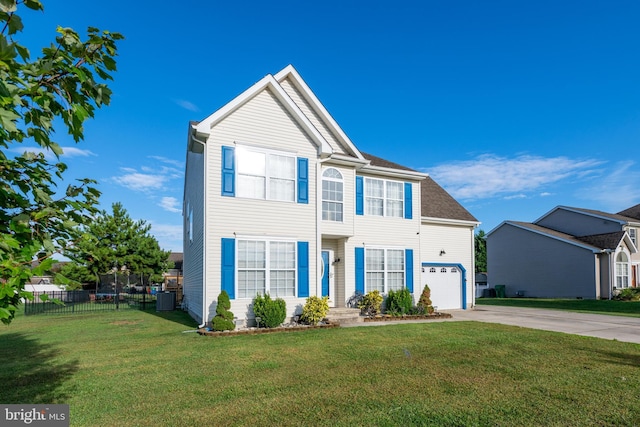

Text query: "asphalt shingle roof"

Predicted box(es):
[618, 204, 640, 221]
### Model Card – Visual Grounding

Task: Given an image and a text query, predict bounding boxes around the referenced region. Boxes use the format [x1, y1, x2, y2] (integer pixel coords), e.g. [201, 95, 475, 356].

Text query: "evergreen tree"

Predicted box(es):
[212, 291, 235, 331]
[475, 229, 487, 273]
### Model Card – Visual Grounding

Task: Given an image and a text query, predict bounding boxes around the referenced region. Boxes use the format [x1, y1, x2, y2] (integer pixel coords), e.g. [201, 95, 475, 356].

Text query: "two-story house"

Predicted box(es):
[183, 65, 478, 326]
[487, 205, 640, 299]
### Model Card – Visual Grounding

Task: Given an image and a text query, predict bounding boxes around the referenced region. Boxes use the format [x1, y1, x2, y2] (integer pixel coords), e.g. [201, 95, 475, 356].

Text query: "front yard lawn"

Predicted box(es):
[477, 297, 640, 318]
[1, 309, 639, 426]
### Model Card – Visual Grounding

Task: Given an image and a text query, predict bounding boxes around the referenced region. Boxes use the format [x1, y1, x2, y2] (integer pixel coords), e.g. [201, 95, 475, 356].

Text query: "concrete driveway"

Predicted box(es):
[444, 305, 640, 345]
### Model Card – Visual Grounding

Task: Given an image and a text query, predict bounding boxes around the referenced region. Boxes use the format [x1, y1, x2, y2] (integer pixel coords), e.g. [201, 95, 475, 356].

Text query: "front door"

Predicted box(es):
[321, 250, 334, 304]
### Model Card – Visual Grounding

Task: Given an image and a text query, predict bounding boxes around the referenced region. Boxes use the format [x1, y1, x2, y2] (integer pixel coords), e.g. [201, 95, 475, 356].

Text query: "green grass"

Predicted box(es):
[1, 310, 639, 426]
[477, 297, 640, 317]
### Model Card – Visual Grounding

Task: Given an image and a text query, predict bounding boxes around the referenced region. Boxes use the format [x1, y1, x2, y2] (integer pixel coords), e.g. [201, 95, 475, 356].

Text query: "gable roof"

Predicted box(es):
[497, 221, 604, 252]
[361, 152, 478, 224]
[191, 71, 333, 156]
[618, 203, 640, 221]
[274, 65, 364, 160]
[489, 221, 636, 253]
[536, 205, 636, 226]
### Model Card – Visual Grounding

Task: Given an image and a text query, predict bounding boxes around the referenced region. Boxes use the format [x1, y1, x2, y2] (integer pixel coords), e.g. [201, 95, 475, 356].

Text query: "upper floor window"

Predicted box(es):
[236, 146, 295, 202]
[629, 228, 637, 248]
[322, 168, 343, 221]
[364, 178, 403, 217]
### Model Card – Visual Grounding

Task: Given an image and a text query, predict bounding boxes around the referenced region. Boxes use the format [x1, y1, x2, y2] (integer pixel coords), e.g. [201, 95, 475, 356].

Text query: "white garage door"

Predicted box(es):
[421, 265, 462, 310]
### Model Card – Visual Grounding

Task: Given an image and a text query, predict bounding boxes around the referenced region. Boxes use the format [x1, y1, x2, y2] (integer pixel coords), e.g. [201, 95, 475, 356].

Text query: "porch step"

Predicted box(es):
[326, 307, 363, 325]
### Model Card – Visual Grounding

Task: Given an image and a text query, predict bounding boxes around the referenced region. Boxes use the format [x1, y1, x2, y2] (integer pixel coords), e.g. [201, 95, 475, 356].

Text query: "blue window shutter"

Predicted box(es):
[221, 146, 235, 197]
[355, 176, 364, 215]
[298, 241, 309, 297]
[405, 249, 414, 293]
[221, 238, 235, 299]
[404, 182, 412, 219]
[355, 247, 365, 294]
[297, 157, 309, 204]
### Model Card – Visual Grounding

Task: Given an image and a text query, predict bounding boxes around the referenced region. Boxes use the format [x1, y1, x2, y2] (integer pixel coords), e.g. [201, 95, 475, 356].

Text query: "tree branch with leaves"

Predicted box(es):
[0, 0, 123, 324]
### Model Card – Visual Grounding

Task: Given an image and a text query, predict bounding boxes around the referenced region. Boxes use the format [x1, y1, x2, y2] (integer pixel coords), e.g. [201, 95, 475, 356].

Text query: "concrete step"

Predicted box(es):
[326, 307, 363, 324]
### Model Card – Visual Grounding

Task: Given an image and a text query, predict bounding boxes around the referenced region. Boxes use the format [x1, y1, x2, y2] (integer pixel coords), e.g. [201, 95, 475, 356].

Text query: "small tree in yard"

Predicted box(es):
[417, 284, 435, 314]
[0, 1, 123, 324]
[212, 291, 235, 331]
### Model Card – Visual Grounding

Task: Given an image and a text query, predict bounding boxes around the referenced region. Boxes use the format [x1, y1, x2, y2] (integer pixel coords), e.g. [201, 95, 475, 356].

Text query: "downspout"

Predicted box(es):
[605, 249, 614, 300]
[190, 132, 208, 328]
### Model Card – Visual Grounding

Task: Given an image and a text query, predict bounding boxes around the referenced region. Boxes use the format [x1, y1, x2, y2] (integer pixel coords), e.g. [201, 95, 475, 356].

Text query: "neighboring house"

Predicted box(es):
[486, 205, 640, 299]
[183, 65, 478, 326]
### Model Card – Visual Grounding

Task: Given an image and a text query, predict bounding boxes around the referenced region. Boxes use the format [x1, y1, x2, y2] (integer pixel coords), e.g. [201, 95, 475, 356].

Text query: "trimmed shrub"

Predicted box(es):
[417, 284, 435, 314]
[252, 293, 287, 328]
[212, 290, 236, 331]
[615, 288, 640, 301]
[358, 290, 383, 317]
[385, 288, 413, 315]
[300, 296, 330, 325]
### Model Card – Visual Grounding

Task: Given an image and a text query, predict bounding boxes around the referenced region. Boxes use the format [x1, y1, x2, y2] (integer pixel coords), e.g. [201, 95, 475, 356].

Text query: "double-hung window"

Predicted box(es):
[629, 228, 637, 248]
[615, 252, 630, 289]
[364, 178, 404, 217]
[237, 239, 296, 298]
[365, 248, 405, 293]
[322, 168, 343, 221]
[236, 146, 295, 201]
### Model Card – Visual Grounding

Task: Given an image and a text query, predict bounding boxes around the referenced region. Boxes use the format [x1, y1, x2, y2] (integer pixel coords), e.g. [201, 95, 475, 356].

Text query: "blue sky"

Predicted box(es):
[15, 0, 640, 252]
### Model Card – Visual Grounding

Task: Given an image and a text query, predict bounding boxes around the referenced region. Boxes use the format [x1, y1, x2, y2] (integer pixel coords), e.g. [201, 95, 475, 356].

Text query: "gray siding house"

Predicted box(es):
[487, 205, 639, 299]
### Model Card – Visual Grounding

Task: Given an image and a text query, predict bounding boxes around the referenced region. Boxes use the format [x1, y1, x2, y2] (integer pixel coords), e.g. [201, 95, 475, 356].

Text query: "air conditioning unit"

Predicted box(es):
[156, 292, 176, 311]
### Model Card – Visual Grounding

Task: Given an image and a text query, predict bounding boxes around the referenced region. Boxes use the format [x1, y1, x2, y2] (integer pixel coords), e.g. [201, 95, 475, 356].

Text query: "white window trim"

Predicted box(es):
[364, 246, 406, 294]
[236, 236, 298, 299]
[363, 177, 404, 218]
[322, 167, 344, 222]
[629, 228, 637, 249]
[236, 144, 297, 202]
[615, 251, 630, 289]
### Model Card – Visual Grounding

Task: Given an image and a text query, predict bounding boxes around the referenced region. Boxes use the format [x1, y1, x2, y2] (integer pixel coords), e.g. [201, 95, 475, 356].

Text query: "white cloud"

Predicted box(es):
[504, 194, 527, 200]
[10, 146, 96, 160]
[174, 99, 199, 112]
[149, 222, 183, 252]
[577, 160, 640, 211]
[160, 196, 181, 213]
[540, 192, 553, 197]
[112, 163, 182, 192]
[113, 170, 168, 191]
[149, 155, 184, 168]
[426, 154, 603, 201]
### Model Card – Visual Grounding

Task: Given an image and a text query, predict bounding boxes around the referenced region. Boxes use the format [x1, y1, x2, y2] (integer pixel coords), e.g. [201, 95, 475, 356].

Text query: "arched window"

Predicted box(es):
[616, 252, 629, 288]
[322, 168, 343, 221]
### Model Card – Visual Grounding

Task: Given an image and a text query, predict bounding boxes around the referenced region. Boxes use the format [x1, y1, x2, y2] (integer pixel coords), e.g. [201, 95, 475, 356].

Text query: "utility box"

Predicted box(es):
[156, 291, 176, 311]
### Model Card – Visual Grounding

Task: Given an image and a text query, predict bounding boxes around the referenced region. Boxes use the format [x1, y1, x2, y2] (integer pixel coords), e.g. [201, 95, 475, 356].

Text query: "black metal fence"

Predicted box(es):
[24, 290, 159, 316]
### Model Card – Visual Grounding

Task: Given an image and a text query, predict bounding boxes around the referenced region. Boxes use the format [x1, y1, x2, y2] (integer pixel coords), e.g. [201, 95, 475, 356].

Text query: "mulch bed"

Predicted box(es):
[363, 312, 452, 322]
[198, 322, 340, 337]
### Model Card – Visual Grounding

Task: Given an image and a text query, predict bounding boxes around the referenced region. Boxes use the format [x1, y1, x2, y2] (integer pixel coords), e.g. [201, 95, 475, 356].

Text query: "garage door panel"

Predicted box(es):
[422, 267, 461, 310]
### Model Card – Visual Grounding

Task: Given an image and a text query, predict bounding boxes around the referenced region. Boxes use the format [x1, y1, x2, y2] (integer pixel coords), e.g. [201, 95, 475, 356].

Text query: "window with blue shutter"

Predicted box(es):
[221, 238, 235, 299]
[297, 241, 309, 297]
[404, 182, 412, 219]
[405, 249, 413, 293]
[355, 247, 365, 294]
[221, 146, 235, 197]
[297, 157, 308, 204]
[355, 176, 364, 215]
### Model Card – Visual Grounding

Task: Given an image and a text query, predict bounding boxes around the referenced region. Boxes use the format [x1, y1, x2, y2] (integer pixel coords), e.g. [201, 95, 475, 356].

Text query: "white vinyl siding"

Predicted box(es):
[364, 177, 403, 218]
